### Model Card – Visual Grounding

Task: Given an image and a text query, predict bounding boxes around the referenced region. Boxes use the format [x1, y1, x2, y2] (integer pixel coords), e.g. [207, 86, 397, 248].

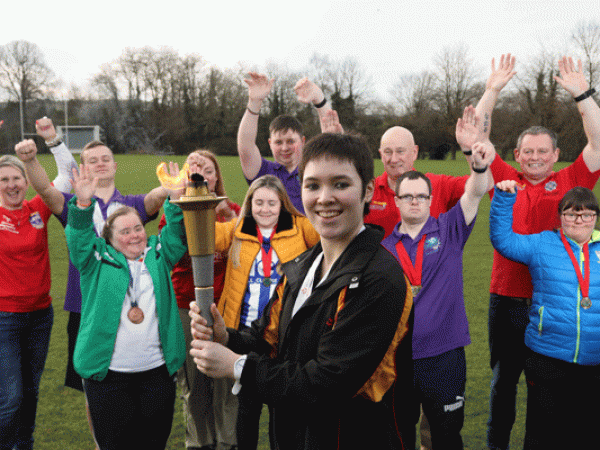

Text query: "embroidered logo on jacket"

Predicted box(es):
[545, 181, 557, 192]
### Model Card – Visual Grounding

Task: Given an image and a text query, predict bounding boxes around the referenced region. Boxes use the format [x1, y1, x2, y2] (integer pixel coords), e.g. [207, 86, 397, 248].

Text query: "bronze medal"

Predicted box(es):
[581, 296, 592, 310]
[263, 278, 271, 287]
[128, 306, 144, 324]
[411, 285, 422, 297]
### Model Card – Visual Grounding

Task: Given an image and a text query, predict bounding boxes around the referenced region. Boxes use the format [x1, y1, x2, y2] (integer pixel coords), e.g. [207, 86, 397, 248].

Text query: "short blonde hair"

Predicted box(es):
[0, 155, 27, 179]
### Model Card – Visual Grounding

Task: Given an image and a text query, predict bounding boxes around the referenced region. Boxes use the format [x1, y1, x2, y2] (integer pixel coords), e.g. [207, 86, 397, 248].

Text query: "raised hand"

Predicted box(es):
[14, 139, 38, 162]
[319, 109, 344, 134]
[164, 161, 185, 201]
[35, 116, 57, 141]
[472, 141, 495, 168]
[294, 77, 325, 105]
[554, 56, 588, 98]
[486, 54, 516, 92]
[71, 164, 98, 205]
[456, 106, 483, 150]
[244, 72, 275, 102]
[495, 179, 518, 194]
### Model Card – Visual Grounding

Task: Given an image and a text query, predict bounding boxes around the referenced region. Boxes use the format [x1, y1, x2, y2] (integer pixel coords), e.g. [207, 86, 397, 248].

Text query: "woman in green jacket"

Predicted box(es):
[65, 163, 187, 450]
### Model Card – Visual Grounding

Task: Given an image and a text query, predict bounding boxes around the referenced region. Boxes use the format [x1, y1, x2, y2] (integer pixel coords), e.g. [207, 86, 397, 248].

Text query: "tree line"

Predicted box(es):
[1, 21, 599, 161]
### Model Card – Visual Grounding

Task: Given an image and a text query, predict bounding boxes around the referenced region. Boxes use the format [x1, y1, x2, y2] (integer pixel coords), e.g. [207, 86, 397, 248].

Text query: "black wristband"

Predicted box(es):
[246, 107, 259, 116]
[574, 88, 596, 102]
[314, 98, 327, 108]
[472, 165, 488, 173]
[462, 150, 473, 156]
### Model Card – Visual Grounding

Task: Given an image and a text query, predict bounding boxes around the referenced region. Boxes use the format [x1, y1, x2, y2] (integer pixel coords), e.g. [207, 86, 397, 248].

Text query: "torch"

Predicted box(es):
[170, 172, 227, 326]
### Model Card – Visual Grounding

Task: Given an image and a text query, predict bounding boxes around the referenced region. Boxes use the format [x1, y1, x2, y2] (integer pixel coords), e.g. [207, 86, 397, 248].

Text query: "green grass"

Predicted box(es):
[30, 154, 587, 449]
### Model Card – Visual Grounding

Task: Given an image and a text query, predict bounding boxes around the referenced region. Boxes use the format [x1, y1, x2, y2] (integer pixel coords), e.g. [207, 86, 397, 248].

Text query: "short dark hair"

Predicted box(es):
[558, 186, 600, 215]
[516, 126, 558, 150]
[299, 133, 374, 216]
[395, 170, 432, 196]
[269, 115, 303, 137]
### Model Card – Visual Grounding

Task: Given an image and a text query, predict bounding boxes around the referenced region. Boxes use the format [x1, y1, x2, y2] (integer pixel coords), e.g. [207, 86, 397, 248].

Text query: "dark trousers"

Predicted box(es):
[83, 365, 176, 450]
[524, 349, 600, 450]
[411, 347, 466, 450]
[65, 311, 83, 391]
[487, 293, 530, 450]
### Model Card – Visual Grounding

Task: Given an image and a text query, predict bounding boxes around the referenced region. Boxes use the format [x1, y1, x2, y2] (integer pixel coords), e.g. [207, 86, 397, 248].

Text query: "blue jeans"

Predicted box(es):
[487, 294, 530, 450]
[0, 306, 53, 450]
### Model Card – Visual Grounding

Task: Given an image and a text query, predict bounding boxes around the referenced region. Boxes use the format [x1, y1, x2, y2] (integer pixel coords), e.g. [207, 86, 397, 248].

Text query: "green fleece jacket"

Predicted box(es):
[66, 197, 187, 381]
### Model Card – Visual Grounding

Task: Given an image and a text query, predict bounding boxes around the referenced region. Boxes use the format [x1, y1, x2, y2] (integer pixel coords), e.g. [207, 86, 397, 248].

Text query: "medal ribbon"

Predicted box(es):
[256, 226, 277, 281]
[560, 229, 590, 299]
[395, 234, 426, 287]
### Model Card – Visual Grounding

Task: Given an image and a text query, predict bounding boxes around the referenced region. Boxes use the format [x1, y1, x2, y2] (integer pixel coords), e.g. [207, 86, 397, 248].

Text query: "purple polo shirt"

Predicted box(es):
[247, 158, 303, 214]
[381, 203, 474, 360]
[57, 190, 154, 313]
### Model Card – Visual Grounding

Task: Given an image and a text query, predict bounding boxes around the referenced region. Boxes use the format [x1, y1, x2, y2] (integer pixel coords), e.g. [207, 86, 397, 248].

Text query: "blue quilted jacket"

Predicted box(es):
[490, 188, 600, 365]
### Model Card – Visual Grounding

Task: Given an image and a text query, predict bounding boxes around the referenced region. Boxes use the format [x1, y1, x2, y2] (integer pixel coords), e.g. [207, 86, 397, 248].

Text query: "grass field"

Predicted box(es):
[28, 154, 586, 449]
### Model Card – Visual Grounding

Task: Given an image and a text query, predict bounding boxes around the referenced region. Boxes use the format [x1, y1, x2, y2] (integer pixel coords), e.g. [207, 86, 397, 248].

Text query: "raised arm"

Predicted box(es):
[36, 116, 78, 193]
[474, 54, 516, 142]
[455, 105, 489, 164]
[554, 56, 600, 172]
[460, 141, 495, 225]
[237, 72, 274, 180]
[14, 139, 65, 215]
[143, 185, 168, 217]
[489, 181, 537, 266]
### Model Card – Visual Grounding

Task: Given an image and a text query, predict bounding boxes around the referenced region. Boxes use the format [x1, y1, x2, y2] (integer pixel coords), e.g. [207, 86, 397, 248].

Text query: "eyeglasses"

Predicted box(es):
[561, 212, 597, 223]
[396, 194, 431, 203]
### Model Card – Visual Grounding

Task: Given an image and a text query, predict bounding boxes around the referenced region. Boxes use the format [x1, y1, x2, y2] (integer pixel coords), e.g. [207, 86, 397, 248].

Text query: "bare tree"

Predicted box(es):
[0, 40, 55, 136]
[392, 71, 436, 115]
[571, 21, 600, 88]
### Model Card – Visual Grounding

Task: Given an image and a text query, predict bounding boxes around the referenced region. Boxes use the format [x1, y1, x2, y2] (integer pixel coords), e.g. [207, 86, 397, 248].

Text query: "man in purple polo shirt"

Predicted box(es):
[237, 73, 332, 213]
[381, 142, 494, 449]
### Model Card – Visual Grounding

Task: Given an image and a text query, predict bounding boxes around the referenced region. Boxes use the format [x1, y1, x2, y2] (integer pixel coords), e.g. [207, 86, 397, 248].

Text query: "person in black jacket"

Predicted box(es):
[190, 133, 413, 450]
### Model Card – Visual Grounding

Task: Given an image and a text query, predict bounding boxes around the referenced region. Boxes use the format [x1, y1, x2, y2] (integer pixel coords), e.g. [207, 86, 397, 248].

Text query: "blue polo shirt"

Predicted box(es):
[382, 202, 474, 359]
[247, 158, 303, 214]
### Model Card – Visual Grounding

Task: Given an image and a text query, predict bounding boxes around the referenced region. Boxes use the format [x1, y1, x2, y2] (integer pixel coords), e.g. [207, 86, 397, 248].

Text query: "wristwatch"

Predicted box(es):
[45, 135, 63, 148]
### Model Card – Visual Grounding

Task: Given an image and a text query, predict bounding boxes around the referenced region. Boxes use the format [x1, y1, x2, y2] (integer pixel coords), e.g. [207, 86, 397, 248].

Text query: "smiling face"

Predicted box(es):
[379, 127, 419, 183]
[0, 166, 28, 210]
[186, 153, 218, 193]
[268, 129, 304, 172]
[302, 156, 373, 248]
[514, 134, 559, 184]
[561, 207, 597, 245]
[110, 212, 148, 260]
[81, 145, 117, 182]
[251, 186, 281, 230]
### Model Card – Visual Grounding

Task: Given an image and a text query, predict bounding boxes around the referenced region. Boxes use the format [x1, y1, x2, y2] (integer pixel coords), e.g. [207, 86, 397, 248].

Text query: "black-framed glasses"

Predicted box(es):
[562, 212, 597, 223]
[396, 194, 431, 203]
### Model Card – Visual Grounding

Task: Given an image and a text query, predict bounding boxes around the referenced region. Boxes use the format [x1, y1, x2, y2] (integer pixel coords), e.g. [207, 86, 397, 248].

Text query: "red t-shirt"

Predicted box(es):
[0, 196, 53, 312]
[489, 153, 600, 298]
[365, 171, 468, 237]
[158, 200, 241, 309]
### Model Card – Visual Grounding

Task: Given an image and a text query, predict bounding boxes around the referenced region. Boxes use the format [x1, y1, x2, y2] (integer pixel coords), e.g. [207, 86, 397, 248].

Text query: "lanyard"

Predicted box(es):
[395, 234, 426, 289]
[256, 226, 277, 284]
[560, 229, 592, 309]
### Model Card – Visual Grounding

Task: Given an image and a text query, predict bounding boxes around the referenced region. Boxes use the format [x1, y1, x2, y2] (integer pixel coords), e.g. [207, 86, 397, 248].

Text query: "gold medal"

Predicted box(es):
[128, 306, 144, 324]
[411, 285, 422, 297]
[581, 296, 592, 310]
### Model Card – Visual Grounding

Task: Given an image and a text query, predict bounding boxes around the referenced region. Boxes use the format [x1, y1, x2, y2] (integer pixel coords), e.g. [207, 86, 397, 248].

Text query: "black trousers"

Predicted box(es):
[83, 365, 176, 450]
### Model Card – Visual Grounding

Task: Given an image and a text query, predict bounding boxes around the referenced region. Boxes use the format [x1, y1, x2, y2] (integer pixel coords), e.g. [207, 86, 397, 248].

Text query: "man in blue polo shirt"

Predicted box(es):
[382, 142, 494, 449]
[237, 73, 332, 213]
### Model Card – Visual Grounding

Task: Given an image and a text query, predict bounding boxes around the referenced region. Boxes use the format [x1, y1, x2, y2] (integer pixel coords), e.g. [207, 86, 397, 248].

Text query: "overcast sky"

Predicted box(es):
[2, 1, 597, 102]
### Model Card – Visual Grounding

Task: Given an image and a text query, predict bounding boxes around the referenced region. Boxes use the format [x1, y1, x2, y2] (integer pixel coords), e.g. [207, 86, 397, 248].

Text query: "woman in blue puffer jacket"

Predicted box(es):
[490, 180, 600, 450]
